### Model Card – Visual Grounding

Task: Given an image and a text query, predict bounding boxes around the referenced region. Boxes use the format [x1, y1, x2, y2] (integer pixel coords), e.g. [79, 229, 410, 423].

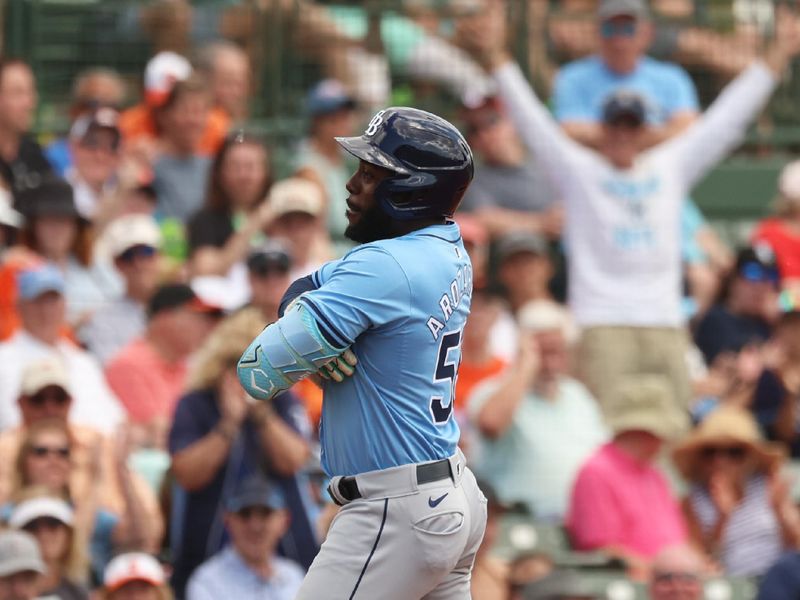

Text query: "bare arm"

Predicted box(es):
[171, 425, 239, 492]
[250, 402, 310, 476]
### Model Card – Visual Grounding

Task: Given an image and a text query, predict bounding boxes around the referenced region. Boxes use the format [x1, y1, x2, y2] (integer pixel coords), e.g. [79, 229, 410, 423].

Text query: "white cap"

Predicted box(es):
[9, 497, 74, 529]
[144, 51, 192, 107]
[0, 530, 45, 577]
[191, 275, 247, 313]
[269, 178, 323, 218]
[104, 214, 162, 259]
[778, 160, 800, 201]
[20, 357, 71, 396]
[517, 300, 579, 344]
[104, 553, 165, 592]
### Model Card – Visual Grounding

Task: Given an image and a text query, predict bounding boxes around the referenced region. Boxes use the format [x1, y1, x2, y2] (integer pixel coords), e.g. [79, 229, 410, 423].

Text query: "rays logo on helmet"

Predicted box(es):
[365, 110, 386, 137]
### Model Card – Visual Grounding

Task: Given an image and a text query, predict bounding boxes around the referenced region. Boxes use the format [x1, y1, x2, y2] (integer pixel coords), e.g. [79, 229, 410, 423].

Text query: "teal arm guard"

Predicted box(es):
[237, 304, 347, 401]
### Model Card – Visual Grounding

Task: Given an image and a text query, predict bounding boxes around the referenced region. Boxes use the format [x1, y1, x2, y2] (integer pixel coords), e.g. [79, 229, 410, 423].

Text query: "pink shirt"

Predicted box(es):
[566, 442, 687, 559]
[105, 338, 187, 424]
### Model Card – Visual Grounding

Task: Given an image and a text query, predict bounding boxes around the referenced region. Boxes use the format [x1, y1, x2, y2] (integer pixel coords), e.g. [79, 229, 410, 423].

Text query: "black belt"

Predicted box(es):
[329, 458, 452, 506]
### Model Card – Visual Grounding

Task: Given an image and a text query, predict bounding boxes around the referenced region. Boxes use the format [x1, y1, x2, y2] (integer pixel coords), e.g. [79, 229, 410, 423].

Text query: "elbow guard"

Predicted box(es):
[237, 303, 346, 401]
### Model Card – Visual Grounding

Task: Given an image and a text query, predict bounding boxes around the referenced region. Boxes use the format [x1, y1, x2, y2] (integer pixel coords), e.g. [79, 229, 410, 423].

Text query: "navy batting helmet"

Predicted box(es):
[336, 107, 474, 221]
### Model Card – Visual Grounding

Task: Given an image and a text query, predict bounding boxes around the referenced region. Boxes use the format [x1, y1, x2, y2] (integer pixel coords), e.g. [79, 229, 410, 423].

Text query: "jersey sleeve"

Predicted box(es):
[298, 245, 410, 348]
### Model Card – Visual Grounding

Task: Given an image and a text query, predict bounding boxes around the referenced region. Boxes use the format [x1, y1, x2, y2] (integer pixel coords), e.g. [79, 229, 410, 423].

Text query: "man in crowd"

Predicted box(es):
[0, 530, 45, 600]
[186, 476, 305, 600]
[246, 243, 293, 322]
[105, 283, 221, 447]
[0, 58, 52, 196]
[197, 41, 252, 123]
[469, 300, 606, 520]
[0, 263, 124, 432]
[649, 545, 705, 600]
[81, 214, 163, 364]
[460, 97, 560, 240]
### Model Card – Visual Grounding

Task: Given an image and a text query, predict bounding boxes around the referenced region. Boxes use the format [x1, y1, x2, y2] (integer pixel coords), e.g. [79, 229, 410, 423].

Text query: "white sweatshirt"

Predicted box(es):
[494, 62, 776, 327]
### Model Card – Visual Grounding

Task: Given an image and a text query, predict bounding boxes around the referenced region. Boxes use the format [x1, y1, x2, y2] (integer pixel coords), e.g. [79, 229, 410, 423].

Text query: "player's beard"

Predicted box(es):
[345, 202, 394, 244]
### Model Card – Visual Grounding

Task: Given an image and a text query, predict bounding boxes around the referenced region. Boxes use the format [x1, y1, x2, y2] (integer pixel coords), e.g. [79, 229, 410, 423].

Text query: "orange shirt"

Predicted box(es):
[455, 356, 507, 412]
[119, 104, 230, 156]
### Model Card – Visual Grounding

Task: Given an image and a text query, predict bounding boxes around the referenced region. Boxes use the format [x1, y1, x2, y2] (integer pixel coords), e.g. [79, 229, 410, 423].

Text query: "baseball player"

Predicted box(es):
[237, 107, 487, 599]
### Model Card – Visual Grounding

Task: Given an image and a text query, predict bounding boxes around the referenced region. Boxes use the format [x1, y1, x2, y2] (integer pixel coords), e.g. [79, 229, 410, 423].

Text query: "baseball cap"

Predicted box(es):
[20, 357, 71, 396]
[69, 107, 121, 145]
[496, 231, 549, 263]
[778, 160, 800, 200]
[246, 242, 292, 276]
[602, 90, 646, 126]
[225, 475, 285, 513]
[735, 244, 780, 283]
[0, 530, 45, 578]
[144, 51, 192, 108]
[269, 178, 324, 218]
[13, 176, 79, 221]
[190, 276, 246, 313]
[605, 375, 688, 440]
[307, 79, 356, 117]
[104, 214, 162, 259]
[517, 300, 579, 343]
[17, 263, 65, 301]
[147, 283, 221, 319]
[459, 96, 505, 136]
[597, 0, 649, 21]
[9, 497, 74, 529]
[103, 552, 165, 592]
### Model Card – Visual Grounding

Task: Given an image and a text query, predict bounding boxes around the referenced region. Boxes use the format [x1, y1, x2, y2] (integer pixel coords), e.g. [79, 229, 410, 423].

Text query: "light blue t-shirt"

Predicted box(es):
[300, 223, 472, 476]
[553, 55, 699, 125]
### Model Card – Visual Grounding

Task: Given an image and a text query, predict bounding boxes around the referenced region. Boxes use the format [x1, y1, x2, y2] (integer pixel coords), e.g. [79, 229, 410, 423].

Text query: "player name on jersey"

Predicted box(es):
[426, 261, 473, 341]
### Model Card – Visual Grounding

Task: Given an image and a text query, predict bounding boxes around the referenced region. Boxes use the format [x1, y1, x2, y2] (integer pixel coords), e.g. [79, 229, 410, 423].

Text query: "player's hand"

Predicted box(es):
[317, 349, 358, 383]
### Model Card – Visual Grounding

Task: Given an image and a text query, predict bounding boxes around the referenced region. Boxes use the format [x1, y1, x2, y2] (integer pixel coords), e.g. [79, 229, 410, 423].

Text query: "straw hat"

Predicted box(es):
[672, 405, 786, 482]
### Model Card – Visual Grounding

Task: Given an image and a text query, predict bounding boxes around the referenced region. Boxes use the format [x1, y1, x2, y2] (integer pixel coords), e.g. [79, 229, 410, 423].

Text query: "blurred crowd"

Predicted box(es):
[3, 0, 800, 599]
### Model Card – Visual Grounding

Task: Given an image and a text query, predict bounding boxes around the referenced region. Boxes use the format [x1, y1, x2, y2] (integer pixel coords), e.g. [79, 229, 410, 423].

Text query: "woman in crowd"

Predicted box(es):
[5, 419, 157, 581]
[187, 132, 273, 277]
[9, 490, 89, 599]
[16, 176, 120, 327]
[98, 552, 172, 600]
[674, 405, 800, 576]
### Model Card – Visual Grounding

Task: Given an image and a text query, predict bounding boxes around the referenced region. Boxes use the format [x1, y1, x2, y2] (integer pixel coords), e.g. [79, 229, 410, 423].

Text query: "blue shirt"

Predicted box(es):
[186, 547, 304, 600]
[553, 55, 699, 125]
[301, 222, 472, 476]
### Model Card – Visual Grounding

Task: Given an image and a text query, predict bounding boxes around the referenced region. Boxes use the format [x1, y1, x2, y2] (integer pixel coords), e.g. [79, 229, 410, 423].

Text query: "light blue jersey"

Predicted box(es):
[299, 222, 472, 477]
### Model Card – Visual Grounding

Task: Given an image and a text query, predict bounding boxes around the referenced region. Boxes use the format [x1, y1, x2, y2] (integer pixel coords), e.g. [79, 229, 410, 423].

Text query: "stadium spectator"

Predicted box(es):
[294, 80, 356, 249]
[750, 311, 800, 457]
[674, 406, 800, 576]
[459, 97, 560, 240]
[196, 41, 252, 123]
[168, 310, 314, 596]
[45, 68, 127, 178]
[8, 493, 89, 598]
[151, 75, 214, 223]
[0, 58, 52, 196]
[265, 177, 330, 279]
[0, 529, 46, 600]
[105, 283, 222, 448]
[80, 214, 163, 365]
[3, 419, 158, 580]
[187, 133, 272, 277]
[466, 2, 800, 421]
[552, 0, 698, 150]
[63, 108, 123, 222]
[98, 552, 171, 600]
[186, 475, 304, 600]
[694, 245, 779, 367]
[567, 376, 688, 576]
[119, 51, 229, 157]
[15, 177, 122, 327]
[649, 544, 705, 600]
[245, 243, 292, 322]
[471, 479, 510, 600]
[456, 213, 489, 289]
[753, 160, 800, 293]
[0, 201, 26, 340]
[757, 551, 800, 600]
[0, 265, 124, 432]
[470, 300, 606, 520]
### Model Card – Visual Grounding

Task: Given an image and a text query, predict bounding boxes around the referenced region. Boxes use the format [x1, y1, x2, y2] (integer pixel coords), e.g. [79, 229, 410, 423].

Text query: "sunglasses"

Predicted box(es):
[739, 262, 779, 283]
[118, 245, 157, 263]
[80, 133, 120, 153]
[653, 571, 700, 585]
[29, 445, 70, 459]
[28, 389, 70, 407]
[247, 254, 290, 277]
[700, 445, 748, 461]
[23, 517, 66, 532]
[601, 20, 638, 38]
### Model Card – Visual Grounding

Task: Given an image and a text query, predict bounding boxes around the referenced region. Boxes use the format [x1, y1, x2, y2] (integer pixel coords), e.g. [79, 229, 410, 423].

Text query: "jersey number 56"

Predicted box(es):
[429, 329, 462, 426]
